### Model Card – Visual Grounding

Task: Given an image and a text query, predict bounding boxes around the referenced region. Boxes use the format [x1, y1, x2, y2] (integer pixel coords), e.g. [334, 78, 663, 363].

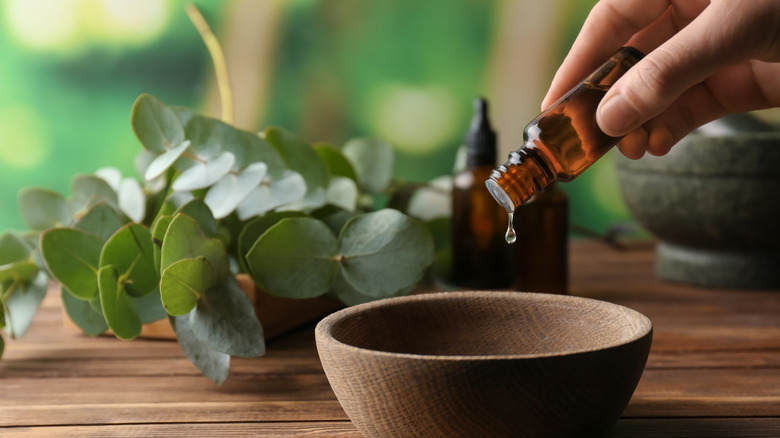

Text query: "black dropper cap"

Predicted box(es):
[465, 97, 497, 167]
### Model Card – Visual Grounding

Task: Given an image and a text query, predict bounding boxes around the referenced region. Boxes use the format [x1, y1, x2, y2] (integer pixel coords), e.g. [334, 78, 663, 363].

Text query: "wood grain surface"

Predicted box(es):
[1, 240, 778, 437]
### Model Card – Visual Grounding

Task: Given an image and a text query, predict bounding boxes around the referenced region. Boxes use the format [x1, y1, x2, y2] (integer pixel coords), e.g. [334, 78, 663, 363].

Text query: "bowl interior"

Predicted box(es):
[327, 292, 651, 358]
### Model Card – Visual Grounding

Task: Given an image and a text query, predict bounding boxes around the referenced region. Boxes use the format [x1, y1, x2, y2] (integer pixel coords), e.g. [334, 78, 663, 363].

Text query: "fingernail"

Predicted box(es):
[598, 94, 640, 136]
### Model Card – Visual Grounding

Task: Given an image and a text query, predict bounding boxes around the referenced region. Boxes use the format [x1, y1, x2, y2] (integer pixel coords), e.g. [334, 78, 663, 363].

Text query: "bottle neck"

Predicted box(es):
[485, 146, 556, 213]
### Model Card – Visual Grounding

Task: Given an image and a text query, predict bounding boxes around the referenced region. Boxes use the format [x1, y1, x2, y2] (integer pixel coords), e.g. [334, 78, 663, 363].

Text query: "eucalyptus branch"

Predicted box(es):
[186, 3, 234, 124]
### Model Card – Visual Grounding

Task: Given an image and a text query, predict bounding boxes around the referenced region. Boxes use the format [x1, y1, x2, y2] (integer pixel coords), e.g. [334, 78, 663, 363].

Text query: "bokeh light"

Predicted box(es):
[4, 0, 81, 51]
[0, 106, 49, 168]
[368, 83, 459, 154]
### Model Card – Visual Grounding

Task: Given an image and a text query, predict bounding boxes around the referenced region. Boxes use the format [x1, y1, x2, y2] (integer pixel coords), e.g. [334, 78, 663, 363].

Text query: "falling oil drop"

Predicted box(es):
[505, 211, 517, 244]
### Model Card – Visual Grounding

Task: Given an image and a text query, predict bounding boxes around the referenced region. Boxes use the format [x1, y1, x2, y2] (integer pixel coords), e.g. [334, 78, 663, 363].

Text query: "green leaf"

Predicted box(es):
[173, 199, 217, 237]
[71, 175, 118, 214]
[171, 313, 230, 385]
[41, 228, 104, 300]
[205, 162, 267, 219]
[117, 178, 146, 223]
[74, 203, 127, 242]
[190, 277, 265, 357]
[235, 170, 307, 220]
[325, 177, 358, 212]
[161, 214, 229, 281]
[236, 211, 306, 273]
[0, 232, 33, 264]
[172, 152, 235, 192]
[246, 217, 339, 298]
[151, 215, 172, 275]
[312, 206, 357, 236]
[314, 143, 358, 182]
[339, 209, 434, 298]
[330, 270, 379, 307]
[135, 288, 168, 324]
[98, 265, 141, 340]
[160, 257, 216, 316]
[18, 188, 72, 230]
[145, 140, 191, 180]
[0, 296, 5, 329]
[264, 127, 329, 191]
[61, 286, 108, 336]
[131, 94, 185, 154]
[342, 138, 394, 194]
[99, 224, 158, 297]
[3, 272, 47, 339]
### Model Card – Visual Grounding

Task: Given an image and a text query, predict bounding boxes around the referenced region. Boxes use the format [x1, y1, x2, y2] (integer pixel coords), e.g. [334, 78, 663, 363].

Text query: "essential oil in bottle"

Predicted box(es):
[485, 47, 644, 220]
[511, 182, 568, 294]
[451, 97, 512, 289]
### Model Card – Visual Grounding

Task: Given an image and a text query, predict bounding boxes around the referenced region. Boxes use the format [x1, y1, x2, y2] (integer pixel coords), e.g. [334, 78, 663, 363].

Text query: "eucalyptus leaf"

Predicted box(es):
[331, 269, 414, 306]
[95, 167, 122, 190]
[99, 224, 157, 297]
[406, 175, 452, 221]
[264, 127, 329, 191]
[71, 175, 118, 214]
[145, 140, 191, 181]
[0, 232, 33, 265]
[161, 214, 229, 281]
[338, 209, 434, 297]
[236, 211, 306, 273]
[74, 203, 127, 242]
[172, 152, 236, 192]
[150, 215, 172, 274]
[314, 143, 358, 182]
[135, 288, 168, 324]
[18, 188, 72, 230]
[190, 277, 265, 357]
[61, 286, 108, 336]
[160, 257, 216, 316]
[40, 228, 104, 300]
[325, 177, 358, 212]
[98, 265, 141, 340]
[205, 162, 267, 219]
[171, 313, 230, 385]
[235, 170, 307, 220]
[342, 138, 394, 194]
[117, 178, 146, 223]
[131, 94, 185, 154]
[4, 271, 47, 339]
[312, 206, 357, 236]
[0, 260, 38, 285]
[173, 199, 217, 237]
[246, 217, 339, 298]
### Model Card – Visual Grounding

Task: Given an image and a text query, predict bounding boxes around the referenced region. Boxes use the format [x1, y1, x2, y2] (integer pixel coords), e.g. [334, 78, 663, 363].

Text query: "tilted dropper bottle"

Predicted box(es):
[485, 47, 644, 242]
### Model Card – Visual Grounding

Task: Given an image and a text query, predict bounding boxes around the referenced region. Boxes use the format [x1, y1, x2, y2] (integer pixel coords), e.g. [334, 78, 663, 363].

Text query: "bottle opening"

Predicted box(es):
[485, 179, 514, 213]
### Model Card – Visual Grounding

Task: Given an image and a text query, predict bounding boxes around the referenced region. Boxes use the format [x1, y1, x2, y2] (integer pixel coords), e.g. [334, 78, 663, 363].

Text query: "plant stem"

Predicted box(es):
[186, 3, 234, 124]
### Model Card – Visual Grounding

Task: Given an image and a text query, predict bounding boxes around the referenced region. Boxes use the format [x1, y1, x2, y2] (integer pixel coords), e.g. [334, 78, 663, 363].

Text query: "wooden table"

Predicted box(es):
[2, 240, 779, 437]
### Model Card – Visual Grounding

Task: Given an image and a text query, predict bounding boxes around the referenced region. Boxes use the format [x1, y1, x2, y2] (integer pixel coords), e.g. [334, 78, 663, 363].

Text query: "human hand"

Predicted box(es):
[541, 0, 780, 159]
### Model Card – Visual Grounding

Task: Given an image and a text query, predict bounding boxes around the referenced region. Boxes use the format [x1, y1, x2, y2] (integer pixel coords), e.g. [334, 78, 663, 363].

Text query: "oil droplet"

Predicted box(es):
[505, 211, 517, 244]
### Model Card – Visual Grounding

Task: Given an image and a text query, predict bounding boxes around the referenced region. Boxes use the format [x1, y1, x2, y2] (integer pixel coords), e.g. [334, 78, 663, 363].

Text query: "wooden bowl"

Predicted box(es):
[316, 291, 652, 438]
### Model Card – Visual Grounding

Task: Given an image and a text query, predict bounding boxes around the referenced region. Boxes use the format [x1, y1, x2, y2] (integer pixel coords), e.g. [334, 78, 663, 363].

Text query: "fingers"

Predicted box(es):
[541, 0, 672, 110]
[595, 1, 761, 138]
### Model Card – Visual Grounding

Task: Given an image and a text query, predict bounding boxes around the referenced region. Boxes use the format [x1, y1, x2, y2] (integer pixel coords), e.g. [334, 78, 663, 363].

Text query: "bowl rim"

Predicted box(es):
[316, 291, 653, 361]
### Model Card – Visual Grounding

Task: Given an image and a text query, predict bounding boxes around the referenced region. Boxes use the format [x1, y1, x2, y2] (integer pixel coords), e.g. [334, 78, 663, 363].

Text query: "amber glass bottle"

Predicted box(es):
[451, 98, 512, 288]
[511, 183, 568, 294]
[486, 47, 644, 214]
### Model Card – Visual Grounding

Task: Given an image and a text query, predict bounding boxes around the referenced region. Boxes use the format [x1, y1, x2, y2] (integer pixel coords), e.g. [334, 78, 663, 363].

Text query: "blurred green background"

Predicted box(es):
[0, 0, 636, 236]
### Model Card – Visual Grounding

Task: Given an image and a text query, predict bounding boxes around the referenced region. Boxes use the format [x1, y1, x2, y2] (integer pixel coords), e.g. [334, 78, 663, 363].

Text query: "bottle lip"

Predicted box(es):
[485, 179, 514, 213]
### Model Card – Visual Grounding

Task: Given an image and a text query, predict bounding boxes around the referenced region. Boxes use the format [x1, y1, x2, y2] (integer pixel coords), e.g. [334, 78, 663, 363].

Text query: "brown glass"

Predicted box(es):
[452, 164, 513, 288]
[486, 47, 644, 213]
[511, 183, 568, 294]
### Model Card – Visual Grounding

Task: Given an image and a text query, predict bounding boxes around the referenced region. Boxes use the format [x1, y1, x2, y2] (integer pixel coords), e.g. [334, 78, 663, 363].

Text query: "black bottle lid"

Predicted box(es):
[465, 97, 497, 167]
